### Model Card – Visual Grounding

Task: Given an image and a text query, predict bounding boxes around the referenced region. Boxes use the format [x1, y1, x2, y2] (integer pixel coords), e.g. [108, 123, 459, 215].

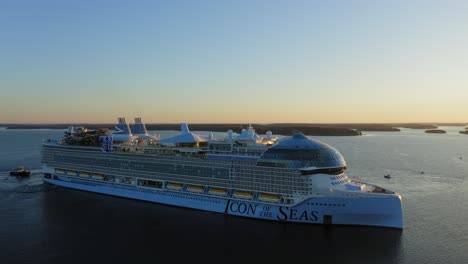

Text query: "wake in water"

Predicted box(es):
[0, 170, 58, 193]
[12, 182, 58, 193]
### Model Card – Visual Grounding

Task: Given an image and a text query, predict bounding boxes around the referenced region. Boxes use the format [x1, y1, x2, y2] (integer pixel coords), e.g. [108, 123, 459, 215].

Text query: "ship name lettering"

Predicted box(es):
[277, 206, 319, 222]
[229, 202, 258, 215]
[259, 211, 273, 218]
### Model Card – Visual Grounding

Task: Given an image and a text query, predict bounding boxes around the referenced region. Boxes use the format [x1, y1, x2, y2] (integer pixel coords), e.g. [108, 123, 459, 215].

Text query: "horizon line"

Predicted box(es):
[1, 122, 467, 125]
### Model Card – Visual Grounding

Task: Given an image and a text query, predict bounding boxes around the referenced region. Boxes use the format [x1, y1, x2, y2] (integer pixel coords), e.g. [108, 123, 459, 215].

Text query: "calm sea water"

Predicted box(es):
[1, 127, 467, 264]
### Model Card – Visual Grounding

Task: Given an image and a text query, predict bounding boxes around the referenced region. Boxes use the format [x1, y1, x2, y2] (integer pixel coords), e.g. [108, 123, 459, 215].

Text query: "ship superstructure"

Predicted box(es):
[42, 118, 403, 228]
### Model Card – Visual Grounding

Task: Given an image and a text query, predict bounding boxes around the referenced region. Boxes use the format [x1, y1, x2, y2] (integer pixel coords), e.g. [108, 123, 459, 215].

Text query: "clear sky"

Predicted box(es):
[1, 0, 467, 124]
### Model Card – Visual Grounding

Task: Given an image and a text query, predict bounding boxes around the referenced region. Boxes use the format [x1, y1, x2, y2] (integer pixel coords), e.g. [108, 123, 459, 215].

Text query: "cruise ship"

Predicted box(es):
[41, 118, 403, 229]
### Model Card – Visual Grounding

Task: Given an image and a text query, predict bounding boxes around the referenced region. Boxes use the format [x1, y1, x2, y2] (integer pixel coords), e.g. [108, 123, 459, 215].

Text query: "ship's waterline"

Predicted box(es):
[41, 118, 403, 229]
[42, 172, 402, 228]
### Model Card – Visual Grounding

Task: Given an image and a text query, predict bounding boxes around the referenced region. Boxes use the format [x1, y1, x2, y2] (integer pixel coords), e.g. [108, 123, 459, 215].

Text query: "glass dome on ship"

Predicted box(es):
[257, 133, 346, 169]
[41, 118, 403, 229]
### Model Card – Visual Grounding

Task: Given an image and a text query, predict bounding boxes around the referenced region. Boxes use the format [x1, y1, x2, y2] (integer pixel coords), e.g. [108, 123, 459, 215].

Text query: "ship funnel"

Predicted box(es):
[114, 117, 131, 134]
[130, 117, 148, 135]
[181, 123, 190, 134]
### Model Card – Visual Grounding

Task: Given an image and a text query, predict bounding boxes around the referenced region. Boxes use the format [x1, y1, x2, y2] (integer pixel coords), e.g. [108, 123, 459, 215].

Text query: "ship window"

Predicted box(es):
[301, 167, 346, 175]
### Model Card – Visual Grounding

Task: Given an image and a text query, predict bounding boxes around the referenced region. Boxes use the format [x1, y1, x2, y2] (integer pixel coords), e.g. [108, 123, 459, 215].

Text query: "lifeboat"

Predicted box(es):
[258, 193, 281, 203]
[233, 190, 254, 200]
[187, 185, 204, 193]
[92, 173, 104, 180]
[55, 168, 65, 173]
[80, 172, 90, 177]
[67, 170, 77, 176]
[208, 187, 227, 196]
[167, 182, 184, 190]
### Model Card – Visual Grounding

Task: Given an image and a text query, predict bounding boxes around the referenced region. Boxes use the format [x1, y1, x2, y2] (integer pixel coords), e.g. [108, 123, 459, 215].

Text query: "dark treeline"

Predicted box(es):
[2, 123, 467, 136]
[0, 123, 360, 136]
[425, 129, 447, 134]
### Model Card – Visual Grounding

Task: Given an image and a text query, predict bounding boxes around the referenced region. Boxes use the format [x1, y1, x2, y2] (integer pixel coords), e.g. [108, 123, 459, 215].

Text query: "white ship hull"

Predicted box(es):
[43, 176, 403, 229]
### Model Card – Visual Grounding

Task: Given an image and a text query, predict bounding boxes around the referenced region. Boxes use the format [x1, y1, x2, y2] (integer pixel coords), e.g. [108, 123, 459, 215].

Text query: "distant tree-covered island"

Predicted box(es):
[0, 123, 361, 136]
[401, 124, 438, 129]
[2, 123, 467, 136]
[425, 129, 447, 134]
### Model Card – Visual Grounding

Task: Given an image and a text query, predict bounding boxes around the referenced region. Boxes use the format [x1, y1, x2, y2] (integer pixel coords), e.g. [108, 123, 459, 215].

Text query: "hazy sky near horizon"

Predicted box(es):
[1, 0, 467, 124]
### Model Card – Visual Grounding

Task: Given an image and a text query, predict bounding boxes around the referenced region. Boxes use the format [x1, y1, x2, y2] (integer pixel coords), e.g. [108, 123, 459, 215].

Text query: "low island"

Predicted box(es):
[425, 129, 447, 134]
[0, 123, 362, 136]
[401, 124, 438, 129]
[4, 122, 468, 137]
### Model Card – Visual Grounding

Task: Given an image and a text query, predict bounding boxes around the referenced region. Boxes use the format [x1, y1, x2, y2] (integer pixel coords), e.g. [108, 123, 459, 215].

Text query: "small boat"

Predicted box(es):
[258, 193, 281, 202]
[384, 174, 391, 179]
[208, 187, 227, 196]
[9, 166, 31, 177]
[233, 190, 254, 199]
[91, 173, 104, 180]
[187, 185, 204, 193]
[166, 182, 184, 190]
